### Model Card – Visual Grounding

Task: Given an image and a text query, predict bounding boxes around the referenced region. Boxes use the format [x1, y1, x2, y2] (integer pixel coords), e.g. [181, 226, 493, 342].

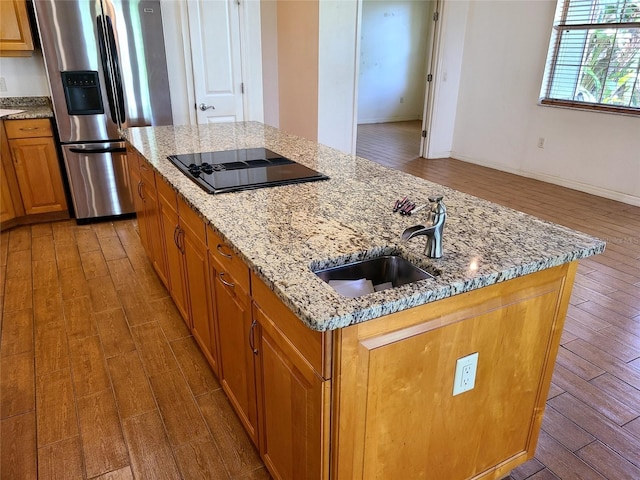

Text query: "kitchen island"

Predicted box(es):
[122, 122, 604, 480]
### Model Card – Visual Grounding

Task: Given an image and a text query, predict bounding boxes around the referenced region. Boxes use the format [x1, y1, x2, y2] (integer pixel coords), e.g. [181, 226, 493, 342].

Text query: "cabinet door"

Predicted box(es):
[0, 160, 17, 223]
[255, 304, 328, 480]
[9, 137, 67, 215]
[128, 160, 149, 251]
[142, 182, 168, 287]
[158, 195, 189, 324]
[0, 0, 34, 56]
[212, 256, 258, 445]
[183, 226, 218, 374]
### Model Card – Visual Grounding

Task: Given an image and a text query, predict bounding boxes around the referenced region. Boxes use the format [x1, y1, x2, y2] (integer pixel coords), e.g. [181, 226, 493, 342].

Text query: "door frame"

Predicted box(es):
[352, 0, 443, 158]
[166, 0, 264, 125]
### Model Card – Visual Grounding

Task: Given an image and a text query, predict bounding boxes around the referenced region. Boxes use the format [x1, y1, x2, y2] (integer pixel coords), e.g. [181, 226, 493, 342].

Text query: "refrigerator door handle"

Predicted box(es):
[96, 14, 118, 124]
[104, 15, 126, 123]
[69, 146, 127, 154]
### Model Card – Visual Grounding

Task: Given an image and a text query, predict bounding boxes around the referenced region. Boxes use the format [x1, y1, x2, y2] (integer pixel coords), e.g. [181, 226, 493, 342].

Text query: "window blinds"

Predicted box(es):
[541, 0, 640, 112]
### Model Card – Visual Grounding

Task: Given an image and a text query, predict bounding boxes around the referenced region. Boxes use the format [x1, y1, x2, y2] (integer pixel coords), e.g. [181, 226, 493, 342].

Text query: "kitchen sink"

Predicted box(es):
[313, 255, 434, 297]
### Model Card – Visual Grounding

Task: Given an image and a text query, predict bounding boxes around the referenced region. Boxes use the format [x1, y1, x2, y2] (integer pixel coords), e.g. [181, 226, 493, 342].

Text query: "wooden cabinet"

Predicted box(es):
[0, 0, 34, 56]
[156, 175, 189, 323]
[332, 262, 576, 480]
[179, 198, 218, 373]
[209, 244, 258, 445]
[252, 274, 331, 480]
[1, 118, 69, 230]
[5, 119, 67, 216]
[126, 152, 168, 287]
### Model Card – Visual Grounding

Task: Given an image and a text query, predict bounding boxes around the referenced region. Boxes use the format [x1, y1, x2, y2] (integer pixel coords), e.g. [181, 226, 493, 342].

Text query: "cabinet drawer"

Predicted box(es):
[139, 158, 156, 186]
[178, 196, 206, 245]
[5, 119, 52, 139]
[155, 173, 177, 212]
[207, 225, 250, 292]
[252, 272, 331, 379]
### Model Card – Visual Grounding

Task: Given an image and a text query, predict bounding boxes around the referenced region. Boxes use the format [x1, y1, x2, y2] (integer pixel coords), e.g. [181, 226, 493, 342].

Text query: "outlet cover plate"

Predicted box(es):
[453, 352, 479, 396]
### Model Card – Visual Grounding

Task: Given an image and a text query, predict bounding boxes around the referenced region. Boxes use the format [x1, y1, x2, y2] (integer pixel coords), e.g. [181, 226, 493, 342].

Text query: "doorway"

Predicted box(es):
[355, 0, 439, 164]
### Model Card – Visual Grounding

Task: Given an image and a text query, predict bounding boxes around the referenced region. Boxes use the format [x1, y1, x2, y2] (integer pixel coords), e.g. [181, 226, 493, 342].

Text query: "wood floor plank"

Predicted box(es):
[107, 350, 156, 420]
[563, 338, 640, 391]
[1, 412, 37, 480]
[197, 389, 262, 477]
[533, 430, 605, 480]
[75, 229, 101, 253]
[555, 347, 605, 381]
[173, 436, 229, 480]
[76, 389, 129, 478]
[99, 236, 127, 261]
[150, 297, 190, 342]
[148, 367, 209, 446]
[80, 249, 110, 279]
[87, 276, 121, 313]
[117, 283, 156, 327]
[6, 249, 31, 279]
[130, 321, 178, 375]
[549, 393, 640, 469]
[8, 226, 32, 252]
[32, 260, 59, 290]
[30, 222, 53, 238]
[0, 308, 33, 356]
[122, 410, 182, 480]
[92, 222, 118, 239]
[37, 435, 84, 480]
[589, 373, 640, 414]
[552, 364, 639, 425]
[55, 242, 82, 270]
[68, 334, 111, 398]
[36, 369, 78, 447]
[170, 336, 221, 396]
[35, 320, 69, 375]
[95, 308, 136, 359]
[31, 234, 56, 263]
[3, 276, 32, 311]
[576, 441, 640, 480]
[91, 466, 135, 480]
[0, 351, 35, 419]
[59, 266, 90, 300]
[106, 257, 138, 289]
[63, 295, 99, 341]
[510, 457, 545, 480]
[33, 285, 64, 327]
[114, 221, 140, 246]
[541, 405, 596, 452]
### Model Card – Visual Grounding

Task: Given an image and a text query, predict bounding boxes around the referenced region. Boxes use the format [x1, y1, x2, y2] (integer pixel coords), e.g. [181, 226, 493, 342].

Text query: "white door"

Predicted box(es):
[187, 0, 245, 123]
[420, 0, 442, 157]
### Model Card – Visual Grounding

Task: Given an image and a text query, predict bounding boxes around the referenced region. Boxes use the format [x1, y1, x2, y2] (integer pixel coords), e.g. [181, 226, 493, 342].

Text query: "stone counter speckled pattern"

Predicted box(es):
[121, 122, 605, 332]
[0, 96, 54, 119]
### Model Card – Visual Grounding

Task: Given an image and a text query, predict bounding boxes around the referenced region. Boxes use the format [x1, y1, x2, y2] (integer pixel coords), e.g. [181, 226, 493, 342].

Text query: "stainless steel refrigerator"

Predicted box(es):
[33, 0, 172, 220]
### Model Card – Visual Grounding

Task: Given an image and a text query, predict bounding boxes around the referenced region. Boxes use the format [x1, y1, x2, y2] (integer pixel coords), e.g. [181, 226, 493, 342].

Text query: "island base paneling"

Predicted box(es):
[331, 262, 576, 480]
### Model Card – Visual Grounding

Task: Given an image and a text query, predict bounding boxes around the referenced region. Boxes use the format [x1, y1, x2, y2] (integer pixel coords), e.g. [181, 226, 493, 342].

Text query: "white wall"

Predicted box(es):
[452, 0, 640, 205]
[318, 0, 360, 153]
[0, 51, 49, 97]
[357, 0, 430, 124]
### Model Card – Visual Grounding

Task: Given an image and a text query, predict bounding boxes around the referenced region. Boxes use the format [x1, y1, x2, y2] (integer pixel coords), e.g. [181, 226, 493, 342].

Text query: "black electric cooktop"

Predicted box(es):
[167, 148, 329, 194]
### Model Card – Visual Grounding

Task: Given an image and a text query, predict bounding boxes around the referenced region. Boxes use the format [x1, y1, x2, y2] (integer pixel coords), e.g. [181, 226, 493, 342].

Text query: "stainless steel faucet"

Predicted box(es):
[401, 195, 446, 258]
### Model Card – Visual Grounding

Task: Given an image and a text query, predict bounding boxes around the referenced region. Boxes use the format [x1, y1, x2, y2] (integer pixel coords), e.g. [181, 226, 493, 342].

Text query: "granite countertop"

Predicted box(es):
[0, 96, 54, 119]
[122, 122, 605, 332]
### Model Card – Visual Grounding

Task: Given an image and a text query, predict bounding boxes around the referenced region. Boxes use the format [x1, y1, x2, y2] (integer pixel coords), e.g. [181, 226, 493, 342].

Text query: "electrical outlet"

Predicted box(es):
[0, 77, 7, 93]
[453, 352, 479, 396]
[537, 137, 545, 148]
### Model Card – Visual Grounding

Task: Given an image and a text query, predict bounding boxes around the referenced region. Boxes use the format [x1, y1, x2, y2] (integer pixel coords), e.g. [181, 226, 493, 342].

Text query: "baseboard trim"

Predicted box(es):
[449, 152, 640, 207]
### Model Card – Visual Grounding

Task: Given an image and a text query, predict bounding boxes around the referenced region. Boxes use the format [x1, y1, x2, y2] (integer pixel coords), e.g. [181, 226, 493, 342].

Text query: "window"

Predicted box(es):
[540, 0, 640, 114]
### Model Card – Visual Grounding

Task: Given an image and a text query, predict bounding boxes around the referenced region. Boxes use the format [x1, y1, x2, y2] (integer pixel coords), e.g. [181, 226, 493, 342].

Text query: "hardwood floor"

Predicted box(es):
[358, 122, 640, 479]
[0, 220, 269, 479]
[0, 122, 638, 479]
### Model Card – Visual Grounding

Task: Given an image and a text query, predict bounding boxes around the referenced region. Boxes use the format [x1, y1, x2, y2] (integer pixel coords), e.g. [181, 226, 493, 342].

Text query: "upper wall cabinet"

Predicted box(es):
[0, 0, 34, 57]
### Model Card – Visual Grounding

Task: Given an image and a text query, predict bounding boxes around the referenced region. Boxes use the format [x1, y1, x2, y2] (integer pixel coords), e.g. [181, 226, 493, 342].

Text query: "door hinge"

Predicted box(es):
[422, 130, 427, 138]
[427, 74, 433, 82]
[433, 11, 439, 21]
[241, 82, 245, 94]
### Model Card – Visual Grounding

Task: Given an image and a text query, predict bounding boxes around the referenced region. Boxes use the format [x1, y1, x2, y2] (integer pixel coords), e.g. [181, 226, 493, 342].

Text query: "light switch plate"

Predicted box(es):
[453, 352, 479, 396]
